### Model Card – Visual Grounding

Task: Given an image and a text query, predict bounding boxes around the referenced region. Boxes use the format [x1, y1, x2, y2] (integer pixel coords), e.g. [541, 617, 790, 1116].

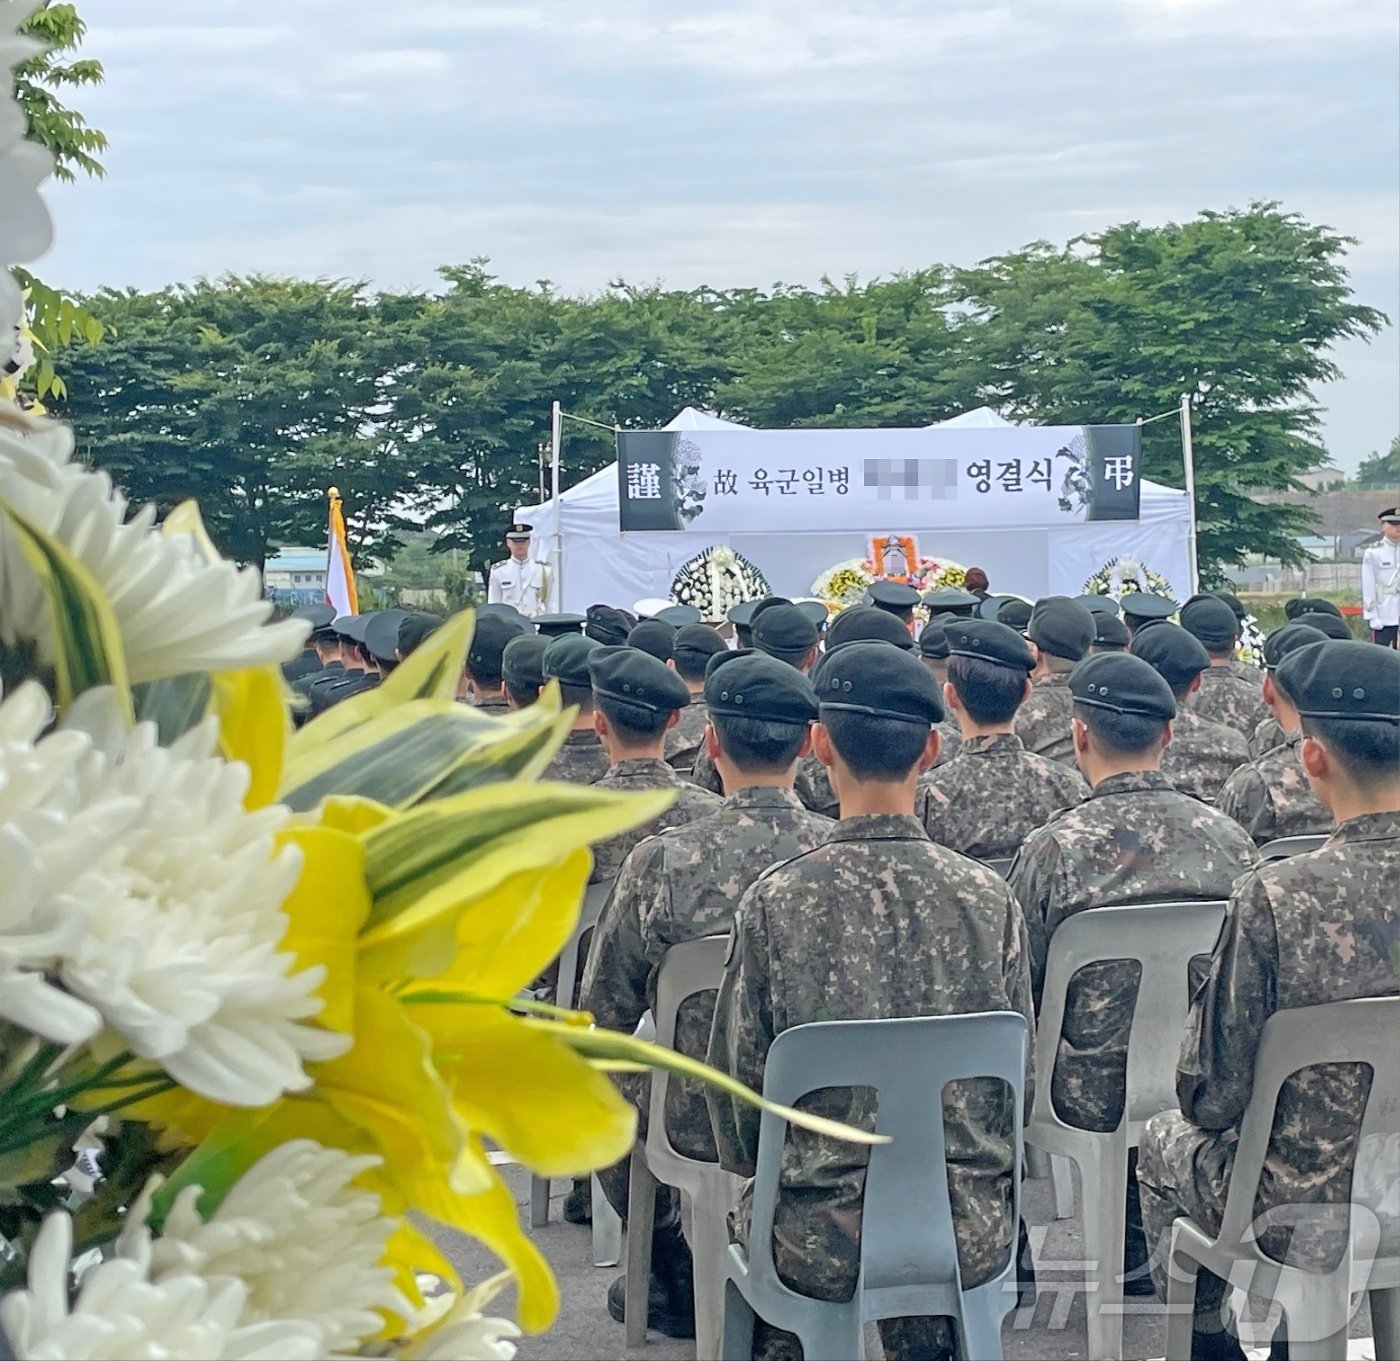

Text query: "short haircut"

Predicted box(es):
[597, 694, 671, 744]
[947, 654, 1027, 726]
[1203, 640, 1235, 659]
[1073, 701, 1167, 756]
[560, 682, 595, 713]
[466, 657, 504, 688]
[673, 652, 710, 683]
[1301, 715, 1399, 790]
[1044, 653, 1076, 675]
[505, 679, 541, 708]
[711, 713, 808, 774]
[820, 709, 929, 781]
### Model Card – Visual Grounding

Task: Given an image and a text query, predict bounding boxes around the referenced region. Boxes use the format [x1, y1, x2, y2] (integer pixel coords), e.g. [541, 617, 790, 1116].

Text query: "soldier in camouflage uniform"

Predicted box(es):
[1008, 652, 1256, 1296]
[708, 641, 1035, 1361]
[1015, 597, 1096, 765]
[538, 634, 610, 786]
[580, 654, 829, 1338]
[1130, 624, 1249, 804]
[1180, 597, 1270, 739]
[460, 612, 525, 715]
[1138, 640, 1400, 1361]
[662, 624, 726, 771]
[501, 633, 549, 710]
[917, 619, 1087, 861]
[1248, 713, 1284, 757]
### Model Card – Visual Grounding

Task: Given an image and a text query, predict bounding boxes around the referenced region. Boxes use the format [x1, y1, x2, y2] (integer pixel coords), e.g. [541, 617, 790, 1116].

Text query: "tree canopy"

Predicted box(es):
[1355, 436, 1400, 491]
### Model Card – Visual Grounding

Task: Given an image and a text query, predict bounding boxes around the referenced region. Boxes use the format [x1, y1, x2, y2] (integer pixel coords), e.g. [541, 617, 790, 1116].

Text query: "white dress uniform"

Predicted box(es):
[487, 556, 550, 616]
[1361, 535, 1400, 633]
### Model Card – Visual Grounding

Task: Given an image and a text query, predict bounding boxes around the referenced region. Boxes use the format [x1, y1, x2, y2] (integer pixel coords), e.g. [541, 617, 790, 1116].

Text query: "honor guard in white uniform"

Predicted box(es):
[487, 523, 550, 618]
[1362, 506, 1400, 649]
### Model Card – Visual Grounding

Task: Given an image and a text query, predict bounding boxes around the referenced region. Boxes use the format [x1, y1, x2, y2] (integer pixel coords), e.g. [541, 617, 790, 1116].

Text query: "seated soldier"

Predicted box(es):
[1138, 640, 1400, 1361]
[1008, 652, 1256, 1294]
[501, 634, 549, 710]
[539, 635, 609, 785]
[587, 646, 722, 883]
[580, 653, 830, 1339]
[1015, 597, 1096, 765]
[1130, 624, 1250, 803]
[918, 619, 1087, 860]
[1180, 597, 1270, 738]
[664, 624, 728, 772]
[914, 616, 965, 764]
[1217, 623, 1334, 845]
[462, 614, 522, 714]
[1091, 612, 1132, 654]
[708, 641, 1034, 1361]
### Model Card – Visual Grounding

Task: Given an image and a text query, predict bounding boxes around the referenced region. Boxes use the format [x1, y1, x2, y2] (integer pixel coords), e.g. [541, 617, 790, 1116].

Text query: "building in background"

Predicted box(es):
[263, 547, 327, 607]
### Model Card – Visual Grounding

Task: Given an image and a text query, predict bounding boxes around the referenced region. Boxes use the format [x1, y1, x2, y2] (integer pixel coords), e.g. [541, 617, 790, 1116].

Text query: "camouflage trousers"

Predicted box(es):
[594, 1069, 682, 1234]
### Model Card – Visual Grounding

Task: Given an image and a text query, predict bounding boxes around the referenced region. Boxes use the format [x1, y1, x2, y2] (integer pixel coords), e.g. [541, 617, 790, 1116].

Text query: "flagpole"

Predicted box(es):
[325, 486, 358, 616]
[1179, 394, 1201, 594]
[550, 399, 563, 611]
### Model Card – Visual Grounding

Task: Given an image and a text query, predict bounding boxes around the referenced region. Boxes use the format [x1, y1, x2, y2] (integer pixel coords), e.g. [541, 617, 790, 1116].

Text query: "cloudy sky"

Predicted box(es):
[42, 0, 1400, 471]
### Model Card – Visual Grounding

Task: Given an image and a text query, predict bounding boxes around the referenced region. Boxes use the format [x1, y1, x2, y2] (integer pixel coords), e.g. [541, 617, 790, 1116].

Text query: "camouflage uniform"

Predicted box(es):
[1138, 812, 1400, 1316]
[580, 787, 830, 1221]
[1226, 657, 1262, 685]
[916, 732, 1088, 862]
[1015, 672, 1076, 765]
[470, 693, 512, 716]
[1009, 770, 1257, 1132]
[708, 814, 1035, 1360]
[1249, 713, 1286, 758]
[664, 697, 710, 772]
[1188, 666, 1269, 739]
[1215, 732, 1332, 845]
[589, 758, 722, 884]
[1159, 706, 1250, 805]
[541, 729, 610, 786]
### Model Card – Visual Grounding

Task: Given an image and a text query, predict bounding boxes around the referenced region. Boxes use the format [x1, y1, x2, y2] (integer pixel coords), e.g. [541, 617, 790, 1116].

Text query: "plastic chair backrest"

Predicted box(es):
[748, 1013, 1028, 1298]
[1034, 901, 1227, 1133]
[983, 856, 1015, 878]
[1214, 996, 1400, 1250]
[1257, 834, 1329, 861]
[557, 878, 615, 1009]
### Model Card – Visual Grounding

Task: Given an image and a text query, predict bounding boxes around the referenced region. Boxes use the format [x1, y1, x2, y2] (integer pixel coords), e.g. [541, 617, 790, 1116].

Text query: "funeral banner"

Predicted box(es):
[615, 425, 1142, 533]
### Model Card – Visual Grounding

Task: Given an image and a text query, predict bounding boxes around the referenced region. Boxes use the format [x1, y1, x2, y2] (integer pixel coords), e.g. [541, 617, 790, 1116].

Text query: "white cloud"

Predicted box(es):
[333, 49, 454, 81]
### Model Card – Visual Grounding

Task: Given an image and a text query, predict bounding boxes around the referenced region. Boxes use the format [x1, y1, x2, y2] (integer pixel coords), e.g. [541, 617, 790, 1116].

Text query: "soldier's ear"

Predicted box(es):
[942, 680, 959, 714]
[919, 728, 941, 772]
[1020, 677, 1033, 707]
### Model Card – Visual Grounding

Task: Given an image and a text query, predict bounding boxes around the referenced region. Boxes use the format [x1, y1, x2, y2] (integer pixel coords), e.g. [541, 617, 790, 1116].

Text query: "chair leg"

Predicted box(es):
[1371, 1287, 1400, 1361]
[592, 1173, 623, 1269]
[688, 1190, 732, 1361]
[1285, 1326, 1350, 1361]
[1025, 1145, 1051, 1180]
[957, 1275, 1011, 1361]
[1079, 1143, 1126, 1361]
[624, 1156, 655, 1344]
[1051, 1153, 1075, 1220]
[1162, 1244, 1200, 1361]
[529, 1175, 549, 1228]
[720, 1277, 756, 1361]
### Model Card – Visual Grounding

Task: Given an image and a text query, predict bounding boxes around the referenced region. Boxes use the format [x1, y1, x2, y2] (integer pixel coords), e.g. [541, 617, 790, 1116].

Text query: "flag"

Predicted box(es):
[325, 486, 358, 616]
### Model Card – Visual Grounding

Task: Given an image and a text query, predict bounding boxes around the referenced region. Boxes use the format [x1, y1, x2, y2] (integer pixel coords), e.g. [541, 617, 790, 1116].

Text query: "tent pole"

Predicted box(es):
[1179, 393, 1201, 594]
[550, 399, 563, 611]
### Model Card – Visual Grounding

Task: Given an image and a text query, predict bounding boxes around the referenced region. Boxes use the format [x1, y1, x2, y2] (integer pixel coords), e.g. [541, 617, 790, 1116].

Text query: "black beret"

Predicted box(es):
[1283, 597, 1342, 622]
[752, 604, 819, 663]
[397, 612, 442, 657]
[533, 613, 586, 638]
[502, 634, 550, 689]
[812, 640, 944, 726]
[705, 651, 819, 726]
[1120, 592, 1177, 622]
[1263, 622, 1328, 670]
[1276, 639, 1399, 724]
[1130, 622, 1211, 690]
[922, 587, 979, 615]
[824, 605, 915, 653]
[477, 602, 531, 629]
[654, 604, 701, 628]
[917, 620, 950, 660]
[1293, 611, 1351, 641]
[1209, 589, 1248, 622]
[585, 605, 632, 647]
[726, 600, 761, 627]
[588, 645, 692, 714]
[796, 600, 831, 629]
[1071, 652, 1177, 720]
[749, 595, 793, 622]
[293, 601, 336, 630]
[365, 608, 410, 663]
[1075, 594, 1121, 617]
[627, 619, 676, 661]
[1179, 597, 1239, 649]
[543, 633, 603, 688]
[866, 580, 921, 613]
[1093, 614, 1132, 650]
[977, 594, 1015, 621]
[672, 623, 729, 672]
[946, 619, 1035, 671]
[997, 599, 1034, 633]
[470, 613, 527, 671]
[1028, 596, 1096, 661]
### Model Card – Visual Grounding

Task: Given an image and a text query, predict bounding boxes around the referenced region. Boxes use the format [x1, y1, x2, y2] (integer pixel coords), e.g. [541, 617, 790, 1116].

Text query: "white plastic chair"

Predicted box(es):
[529, 878, 623, 1266]
[983, 856, 1016, 878]
[624, 935, 740, 1358]
[1256, 833, 1328, 861]
[720, 1011, 1029, 1361]
[1026, 900, 1227, 1361]
[1165, 996, 1400, 1361]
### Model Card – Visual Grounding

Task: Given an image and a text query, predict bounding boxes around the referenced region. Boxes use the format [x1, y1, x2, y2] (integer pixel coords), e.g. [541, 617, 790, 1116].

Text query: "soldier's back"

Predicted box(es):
[1190, 666, 1269, 737]
[1015, 673, 1075, 764]
[1216, 734, 1332, 845]
[590, 757, 722, 882]
[1249, 713, 1285, 757]
[542, 729, 610, 786]
[663, 699, 710, 772]
[1160, 707, 1250, 804]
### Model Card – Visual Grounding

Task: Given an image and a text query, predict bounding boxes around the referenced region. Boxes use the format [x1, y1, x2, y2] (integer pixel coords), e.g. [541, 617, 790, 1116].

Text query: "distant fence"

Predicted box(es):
[1228, 562, 1361, 596]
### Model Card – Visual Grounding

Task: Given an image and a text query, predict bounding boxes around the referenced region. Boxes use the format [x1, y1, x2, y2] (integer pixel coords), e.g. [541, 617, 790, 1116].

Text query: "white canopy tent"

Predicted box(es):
[518, 407, 1193, 613]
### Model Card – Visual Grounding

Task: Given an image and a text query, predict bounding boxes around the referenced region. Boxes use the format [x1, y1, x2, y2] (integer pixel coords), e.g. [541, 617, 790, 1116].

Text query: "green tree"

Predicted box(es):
[1354, 435, 1400, 490]
[953, 203, 1389, 575]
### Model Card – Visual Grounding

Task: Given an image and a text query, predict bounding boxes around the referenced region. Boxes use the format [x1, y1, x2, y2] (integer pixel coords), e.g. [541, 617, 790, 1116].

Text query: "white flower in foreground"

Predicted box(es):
[401, 1304, 520, 1361]
[137, 1141, 411, 1354]
[0, 415, 307, 683]
[54, 693, 347, 1104]
[0, 1210, 324, 1361]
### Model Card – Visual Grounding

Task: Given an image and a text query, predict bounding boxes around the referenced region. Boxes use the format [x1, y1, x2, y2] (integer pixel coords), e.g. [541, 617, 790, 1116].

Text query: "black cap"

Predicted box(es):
[365, 608, 411, 663]
[917, 620, 951, 660]
[921, 587, 979, 615]
[533, 613, 586, 638]
[705, 651, 819, 726]
[1130, 622, 1211, 691]
[585, 605, 632, 647]
[752, 604, 819, 664]
[866, 580, 921, 614]
[1276, 640, 1399, 724]
[1093, 614, 1132, 650]
[544, 633, 603, 687]
[1263, 622, 1328, 671]
[1209, 589, 1248, 622]
[1120, 592, 1177, 622]
[1075, 594, 1121, 617]
[1070, 652, 1177, 720]
[824, 605, 915, 653]
[1028, 596, 1096, 662]
[504, 522, 533, 540]
[672, 623, 729, 675]
[997, 599, 1034, 633]
[627, 618, 676, 661]
[812, 641, 944, 725]
[946, 619, 1035, 671]
[332, 613, 370, 644]
[1179, 597, 1239, 650]
[1283, 597, 1342, 622]
[477, 602, 531, 631]
[1293, 610, 1352, 641]
[293, 602, 336, 630]
[1378, 506, 1400, 524]
[795, 600, 831, 629]
[398, 612, 441, 657]
[588, 645, 692, 714]
[977, 594, 1015, 621]
[502, 634, 550, 690]
[727, 600, 761, 628]
[654, 604, 701, 628]
[469, 614, 524, 674]
[749, 596, 792, 622]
